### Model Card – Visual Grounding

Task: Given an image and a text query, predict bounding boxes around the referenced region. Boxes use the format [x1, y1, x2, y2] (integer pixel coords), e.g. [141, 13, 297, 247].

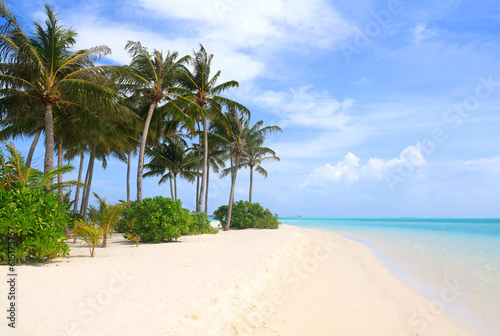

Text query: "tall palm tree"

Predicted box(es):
[179, 45, 249, 213]
[143, 138, 198, 200]
[0, 3, 118, 175]
[212, 109, 280, 230]
[123, 41, 193, 202]
[239, 145, 280, 203]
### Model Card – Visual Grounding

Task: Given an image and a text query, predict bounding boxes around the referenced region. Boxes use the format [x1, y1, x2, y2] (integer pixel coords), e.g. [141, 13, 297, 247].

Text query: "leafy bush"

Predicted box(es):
[188, 211, 218, 235]
[119, 197, 181, 243]
[0, 183, 70, 264]
[213, 201, 280, 230]
[119, 197, 218, 243]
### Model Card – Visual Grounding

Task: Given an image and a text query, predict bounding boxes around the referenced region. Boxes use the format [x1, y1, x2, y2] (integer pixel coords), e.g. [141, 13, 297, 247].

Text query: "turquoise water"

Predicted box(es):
[280, 218, 500, 336]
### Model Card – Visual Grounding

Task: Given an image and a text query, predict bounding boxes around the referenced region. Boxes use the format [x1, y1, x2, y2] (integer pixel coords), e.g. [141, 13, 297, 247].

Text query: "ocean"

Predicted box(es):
[280, 218, 500, 336]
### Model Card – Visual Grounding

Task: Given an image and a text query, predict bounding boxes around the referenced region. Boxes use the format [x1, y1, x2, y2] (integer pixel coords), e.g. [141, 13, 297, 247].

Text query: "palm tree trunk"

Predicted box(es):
[44, 104, 55, 176]
[198, 116, 208, 213]
[126, 151, 131, 202]
[224, 154, 240, 231]
[249, 166, 254, 203]
[205, 164, 210, 214]
[170, 176, 174, 199]
[80, 157, 90, 217]
[195, 139, 201, 209]
[137, 102, 156, 203]
[73, 152, 84, 214]
[82, 147, 96, 222]
[58, 137, 64, 203]
[174, 175, 178, 201]
[26, 128, 41, 168]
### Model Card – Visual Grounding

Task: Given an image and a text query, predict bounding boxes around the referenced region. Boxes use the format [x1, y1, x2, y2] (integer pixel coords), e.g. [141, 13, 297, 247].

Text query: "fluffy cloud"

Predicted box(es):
[60, 0, 356, 85]
[304, 144, 427, 186]
[139, 0, 355, 49]
[254, 86, 354, 129]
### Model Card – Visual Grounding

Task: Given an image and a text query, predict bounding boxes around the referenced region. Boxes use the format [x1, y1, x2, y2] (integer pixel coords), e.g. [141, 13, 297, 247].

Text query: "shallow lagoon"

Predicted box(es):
[281, 218, 500, 336]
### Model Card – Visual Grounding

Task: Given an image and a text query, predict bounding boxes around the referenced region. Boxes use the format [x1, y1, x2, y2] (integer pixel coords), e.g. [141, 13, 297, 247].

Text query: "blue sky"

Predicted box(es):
[6, 0, 500, 217]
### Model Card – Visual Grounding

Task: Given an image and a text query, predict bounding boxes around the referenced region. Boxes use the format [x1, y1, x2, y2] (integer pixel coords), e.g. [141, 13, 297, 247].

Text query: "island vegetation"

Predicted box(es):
[0, 1, 281, 263]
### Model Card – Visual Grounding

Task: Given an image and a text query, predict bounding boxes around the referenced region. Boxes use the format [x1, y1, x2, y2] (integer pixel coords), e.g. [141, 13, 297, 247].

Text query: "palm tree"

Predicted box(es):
[0, 142, 80, 192]
[123, 41, 193, 202]
[198, 132, 226, 213]
[239, 145, 280, 203]
[0, 3, 118, 175]
[179, 45, 249, 213]
[143, 138, 198, 200]
[212, 109, 280, 230]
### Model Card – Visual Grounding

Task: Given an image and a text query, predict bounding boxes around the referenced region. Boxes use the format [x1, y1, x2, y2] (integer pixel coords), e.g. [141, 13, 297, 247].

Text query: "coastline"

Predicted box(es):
[1, 224, 476, 335]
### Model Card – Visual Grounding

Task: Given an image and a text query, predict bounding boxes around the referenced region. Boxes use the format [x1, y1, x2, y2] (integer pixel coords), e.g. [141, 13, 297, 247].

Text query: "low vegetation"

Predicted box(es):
[118, 196, 216, 244]
[0, 183, 70, 264]
[214, 201, 280, 230]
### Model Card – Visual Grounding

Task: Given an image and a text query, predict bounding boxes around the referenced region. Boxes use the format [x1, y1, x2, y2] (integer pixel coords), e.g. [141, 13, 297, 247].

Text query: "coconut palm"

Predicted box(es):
[195, 133, 226, 213]
[143, 138, 198, 200]
[179, 45, 249, 213]
[0, 3, 118, 175]
[122, 41, 194, 202]
[212, 109, 280, 230]
[237, 145, 280, 203]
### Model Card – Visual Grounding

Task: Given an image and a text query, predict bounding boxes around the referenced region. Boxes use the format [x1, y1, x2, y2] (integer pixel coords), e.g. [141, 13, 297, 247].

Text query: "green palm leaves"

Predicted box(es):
[180, 45, 249, 212]
[143, 138, 198, 200]
[123, 41, 193, 203]
[0, 142, 80, 193]
[0, 2, 117, 175]
[211, 109, 281, 230]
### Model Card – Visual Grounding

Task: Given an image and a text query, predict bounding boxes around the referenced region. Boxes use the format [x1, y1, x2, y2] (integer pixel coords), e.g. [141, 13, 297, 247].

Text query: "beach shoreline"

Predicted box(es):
[1, 224, 477, 335]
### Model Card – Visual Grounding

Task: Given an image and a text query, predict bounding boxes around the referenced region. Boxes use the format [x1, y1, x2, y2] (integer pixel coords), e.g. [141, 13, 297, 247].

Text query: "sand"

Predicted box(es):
[1, 224, 477, 336]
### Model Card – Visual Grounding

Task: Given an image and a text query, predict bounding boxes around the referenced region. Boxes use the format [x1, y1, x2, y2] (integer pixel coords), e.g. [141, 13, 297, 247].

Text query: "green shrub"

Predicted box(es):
[0, 183, 70, 264]
[120, 197, 189, 243]
[213, 201, 280, 230]
[120, 197, 218, 243]
[188, 211, 218, 235]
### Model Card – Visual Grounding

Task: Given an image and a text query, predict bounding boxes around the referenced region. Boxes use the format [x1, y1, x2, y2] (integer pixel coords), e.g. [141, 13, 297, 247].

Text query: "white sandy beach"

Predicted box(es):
[1, 224, 477, 336]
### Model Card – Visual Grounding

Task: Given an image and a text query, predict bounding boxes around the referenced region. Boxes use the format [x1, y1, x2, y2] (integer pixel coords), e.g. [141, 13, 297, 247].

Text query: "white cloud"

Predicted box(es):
[65, 0, 355, 84]
[304, 144, 427, 186]
[139, 0, 355, 49]
[254, 86, 354, 129]
[461, 156, 500, 173]
[307, 152, 360, 184]
[412, 23, 436, 45]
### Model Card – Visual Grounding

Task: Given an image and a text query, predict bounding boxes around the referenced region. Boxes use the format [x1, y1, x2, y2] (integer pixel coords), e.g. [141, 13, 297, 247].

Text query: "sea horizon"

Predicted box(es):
[280, 217, 500, 336]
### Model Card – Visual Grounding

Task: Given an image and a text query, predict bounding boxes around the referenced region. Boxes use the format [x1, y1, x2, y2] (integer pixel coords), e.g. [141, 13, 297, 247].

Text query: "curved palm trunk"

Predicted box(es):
[26, 128, 42, 168]
[197, 116, 208, 213]
[249, 165, 254, 203]
[81, 147, 96, 222]
[224, 154, 240, 231]
[73, 152, 84, 213]
[80, 157, 90, 216]
[205, 165, 210, 214]
[126, 152, 131, 202]
[44, 104, 55, 176]
[137, 102, 156, 203]
[58, 137, 64, 202]
[170, 176, 174, 199]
